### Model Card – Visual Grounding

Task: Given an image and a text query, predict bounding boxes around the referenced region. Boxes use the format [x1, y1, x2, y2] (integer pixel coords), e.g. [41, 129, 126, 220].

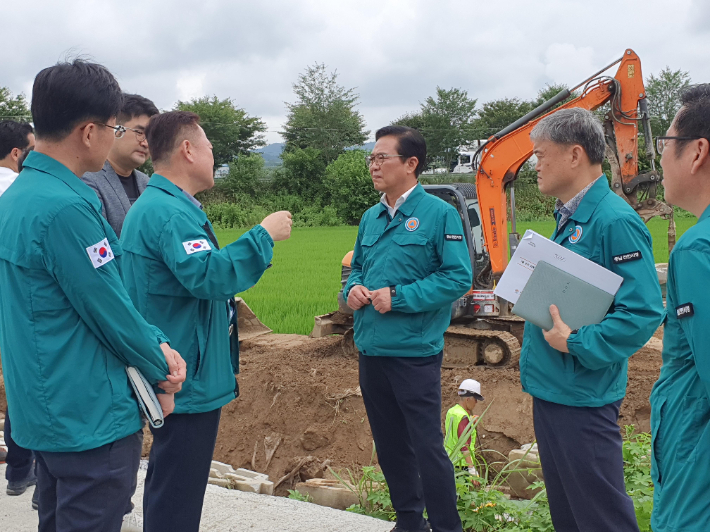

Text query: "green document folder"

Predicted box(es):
[512, 260, 616, 331]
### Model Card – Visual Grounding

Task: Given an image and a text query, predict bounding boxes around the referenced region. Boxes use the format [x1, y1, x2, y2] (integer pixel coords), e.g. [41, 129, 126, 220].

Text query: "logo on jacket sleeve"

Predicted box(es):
[183, 239, 212, 255]
[613, 250, 642, 264]
[568, 225, 583, 244]
[405, 217, 420, 231]
[445, 234, 463, 241]
[86, 239, 115, 268]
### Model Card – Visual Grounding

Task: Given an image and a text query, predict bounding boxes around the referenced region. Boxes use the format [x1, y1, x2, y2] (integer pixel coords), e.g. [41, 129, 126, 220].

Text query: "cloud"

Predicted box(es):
[1, 0, 707, 143]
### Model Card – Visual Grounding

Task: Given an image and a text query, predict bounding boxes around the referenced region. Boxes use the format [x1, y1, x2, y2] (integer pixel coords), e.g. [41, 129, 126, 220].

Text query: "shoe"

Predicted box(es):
[6, 469, 37, 496]
[31, 485, 38, 510]
[390, 523, 432, 532]
[121, 509, 143, 532]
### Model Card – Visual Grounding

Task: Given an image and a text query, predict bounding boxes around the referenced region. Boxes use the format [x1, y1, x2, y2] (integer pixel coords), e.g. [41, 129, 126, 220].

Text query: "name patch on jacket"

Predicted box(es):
[676, 303, 694, 319]
[445, 234, 463, 241]
[86, 239, 115, 268]
[183, 239, 212, 255]
[613, 251, 642, 264]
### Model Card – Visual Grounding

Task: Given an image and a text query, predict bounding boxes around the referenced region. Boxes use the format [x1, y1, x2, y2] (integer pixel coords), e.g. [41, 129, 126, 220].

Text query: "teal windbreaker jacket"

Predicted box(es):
[120, 175, 273, 414]
[650, 205, 710, 532]
[520, 177, 664, 407]
[0, 152, 170, 452]
[344, 184, 472, 357]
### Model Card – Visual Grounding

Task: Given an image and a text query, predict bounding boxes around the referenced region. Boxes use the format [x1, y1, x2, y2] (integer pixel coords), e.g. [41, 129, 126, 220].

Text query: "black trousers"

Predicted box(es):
[533, 397, 639, 532]
[359, 352, 462, 532]
[35, 430, 142, 532]
[143, 408, 222, 532]
[4, 409, 35, 483]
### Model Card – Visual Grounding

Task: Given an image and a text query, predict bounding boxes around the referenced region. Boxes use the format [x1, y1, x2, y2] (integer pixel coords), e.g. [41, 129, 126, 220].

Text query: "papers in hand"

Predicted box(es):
[126, 367, 165, 429]
[494, 230, 623, 304]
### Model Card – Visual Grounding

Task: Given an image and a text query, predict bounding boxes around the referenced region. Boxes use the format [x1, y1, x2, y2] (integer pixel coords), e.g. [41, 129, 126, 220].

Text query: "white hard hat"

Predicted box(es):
[458, 379, 484, 400]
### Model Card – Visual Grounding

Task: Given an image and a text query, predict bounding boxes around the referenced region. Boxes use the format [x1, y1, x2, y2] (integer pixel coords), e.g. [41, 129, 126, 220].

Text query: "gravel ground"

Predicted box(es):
[0, 463, 392, 532]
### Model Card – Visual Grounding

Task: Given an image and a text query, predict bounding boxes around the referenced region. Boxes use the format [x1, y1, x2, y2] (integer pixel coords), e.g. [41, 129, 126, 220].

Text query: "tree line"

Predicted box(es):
[0, 65, 692, 226]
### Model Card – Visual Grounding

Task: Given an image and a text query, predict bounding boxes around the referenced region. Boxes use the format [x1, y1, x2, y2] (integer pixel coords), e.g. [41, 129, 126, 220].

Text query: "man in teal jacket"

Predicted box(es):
[345, 126, 472, 532]
[650, 84, 710, 532]
[0, 60, 186, 532]
[120, 111, 292, 532]
[523, 109, 664, 532]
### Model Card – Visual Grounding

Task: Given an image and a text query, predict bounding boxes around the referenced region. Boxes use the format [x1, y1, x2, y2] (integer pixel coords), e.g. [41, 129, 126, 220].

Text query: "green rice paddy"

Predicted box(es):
[216, 217, 697, 335]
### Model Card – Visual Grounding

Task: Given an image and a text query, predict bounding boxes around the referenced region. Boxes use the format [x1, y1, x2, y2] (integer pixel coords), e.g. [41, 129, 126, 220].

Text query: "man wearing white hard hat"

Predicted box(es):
[444, 379, 484, 482]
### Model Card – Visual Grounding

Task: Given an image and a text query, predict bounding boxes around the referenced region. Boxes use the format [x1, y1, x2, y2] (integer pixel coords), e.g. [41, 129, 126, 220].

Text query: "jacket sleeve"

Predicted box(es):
[158, 213, 274, 300]
[391, 208, 473, 313]
[343, 219, 366, 300]
[566, 216, 664, 370]
[43, 203, 170, 384]
[669, 248, 710, 399]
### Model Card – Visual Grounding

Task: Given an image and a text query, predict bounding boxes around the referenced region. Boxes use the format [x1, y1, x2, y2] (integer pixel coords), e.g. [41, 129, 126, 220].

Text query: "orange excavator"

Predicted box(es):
[312, 49, 673, 368]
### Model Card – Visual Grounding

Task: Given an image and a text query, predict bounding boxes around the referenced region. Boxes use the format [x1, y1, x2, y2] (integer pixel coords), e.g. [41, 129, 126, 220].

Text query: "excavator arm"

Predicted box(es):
[475, 49, 672, 280]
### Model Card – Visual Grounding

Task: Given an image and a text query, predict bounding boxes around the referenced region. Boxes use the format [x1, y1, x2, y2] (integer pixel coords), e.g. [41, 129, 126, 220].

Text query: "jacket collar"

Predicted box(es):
[147, 174, 206, 217]
[22, 151, 101, 212]
[567, 176, 610, 224]
[377, 182, 426, 218]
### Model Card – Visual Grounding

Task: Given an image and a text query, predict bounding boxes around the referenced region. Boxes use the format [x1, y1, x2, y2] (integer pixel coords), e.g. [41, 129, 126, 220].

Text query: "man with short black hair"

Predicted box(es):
[650, 84, 710, 532]
[82, 93, 159, 237]
[525, 108, 663, 531]
[0, 120, 34, 196]
[344, 125, 472, 532]
[121, 111, 292, 532]
[0, 60, 186, 532]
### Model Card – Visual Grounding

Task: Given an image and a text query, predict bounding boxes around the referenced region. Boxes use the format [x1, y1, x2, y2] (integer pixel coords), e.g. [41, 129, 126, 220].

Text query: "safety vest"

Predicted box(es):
[444, 404, 477, 468]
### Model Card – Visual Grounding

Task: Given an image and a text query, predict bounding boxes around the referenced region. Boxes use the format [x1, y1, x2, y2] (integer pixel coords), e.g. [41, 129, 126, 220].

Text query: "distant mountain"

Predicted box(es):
[254, 141, 376, 166]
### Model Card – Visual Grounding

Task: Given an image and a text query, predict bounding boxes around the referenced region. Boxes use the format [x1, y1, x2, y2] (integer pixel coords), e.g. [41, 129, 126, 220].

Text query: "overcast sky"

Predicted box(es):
[2, 0, 708, 144]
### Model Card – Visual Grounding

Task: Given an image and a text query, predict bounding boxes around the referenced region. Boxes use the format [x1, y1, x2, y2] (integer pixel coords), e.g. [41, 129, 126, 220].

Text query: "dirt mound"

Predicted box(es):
[210, 330, 663, 492]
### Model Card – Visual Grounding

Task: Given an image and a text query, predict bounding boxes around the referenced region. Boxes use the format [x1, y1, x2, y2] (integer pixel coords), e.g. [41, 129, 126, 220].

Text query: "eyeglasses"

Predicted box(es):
[97, 123, 127, 139]
[366, 153, 406, 166]
[656, 136, 708, 155]
[125, 126, 146, 143]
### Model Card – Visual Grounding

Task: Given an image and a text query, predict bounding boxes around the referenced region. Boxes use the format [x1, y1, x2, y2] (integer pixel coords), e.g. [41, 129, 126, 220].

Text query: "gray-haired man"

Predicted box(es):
[522, 108, 663, 531]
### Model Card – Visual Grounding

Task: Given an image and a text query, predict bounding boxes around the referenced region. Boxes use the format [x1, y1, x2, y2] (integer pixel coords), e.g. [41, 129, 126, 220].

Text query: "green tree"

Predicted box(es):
[272, 147, 326, 201]
[420, 87, 479, 170]
[391, 112, 426, 131]
[475, 98, 535, 137]
[0, 87, 30, 121]
[645, 67, 692, 137]
[324, 150, 379, 224]
[175, 96, 266, 169]
[534, 83, 578, 108]
[282, 63, 369, 164]
[220, 153, 267, 197]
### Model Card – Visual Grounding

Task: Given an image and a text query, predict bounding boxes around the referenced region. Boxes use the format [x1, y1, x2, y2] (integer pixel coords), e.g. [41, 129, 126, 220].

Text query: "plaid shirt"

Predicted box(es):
[555, 176, 603, 228]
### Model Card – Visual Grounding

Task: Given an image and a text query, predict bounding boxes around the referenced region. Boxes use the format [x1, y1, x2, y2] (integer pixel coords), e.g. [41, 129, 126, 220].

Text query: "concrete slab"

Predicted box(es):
[0, 463, 392, 532]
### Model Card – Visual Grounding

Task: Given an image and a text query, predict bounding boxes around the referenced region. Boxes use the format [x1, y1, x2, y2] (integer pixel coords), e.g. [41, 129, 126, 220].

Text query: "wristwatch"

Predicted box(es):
[389, 286, 397, 298]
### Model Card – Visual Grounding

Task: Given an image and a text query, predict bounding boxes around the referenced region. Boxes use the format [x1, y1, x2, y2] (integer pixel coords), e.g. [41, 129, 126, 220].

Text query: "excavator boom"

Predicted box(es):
[476, 49, 671, 279]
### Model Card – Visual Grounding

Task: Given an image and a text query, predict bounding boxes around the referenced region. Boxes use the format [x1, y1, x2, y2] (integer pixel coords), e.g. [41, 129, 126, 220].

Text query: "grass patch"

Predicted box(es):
[217, 217, 696, 335]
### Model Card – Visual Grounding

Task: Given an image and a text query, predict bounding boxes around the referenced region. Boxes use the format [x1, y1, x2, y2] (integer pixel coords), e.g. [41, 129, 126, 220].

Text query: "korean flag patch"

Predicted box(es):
[183, 239, 212, 255]
[86, 239, 115, 269]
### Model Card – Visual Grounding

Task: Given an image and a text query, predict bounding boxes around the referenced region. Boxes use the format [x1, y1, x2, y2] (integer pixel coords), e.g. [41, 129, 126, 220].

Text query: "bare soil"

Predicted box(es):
[1, 330, 663, 495]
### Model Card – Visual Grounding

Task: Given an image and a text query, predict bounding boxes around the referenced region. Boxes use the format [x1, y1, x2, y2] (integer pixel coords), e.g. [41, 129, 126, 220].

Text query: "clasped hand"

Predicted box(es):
[347, 285, 392, 313]
[156, 343, 187, 417]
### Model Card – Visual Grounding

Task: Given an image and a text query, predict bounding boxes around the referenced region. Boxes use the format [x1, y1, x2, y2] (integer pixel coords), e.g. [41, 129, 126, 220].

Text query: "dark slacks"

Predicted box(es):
[35, 430, 142, 532]
[143, 408, 222, 532]
[4, 409, 35, 482]
[359, 352, 462, 532]
[533, 397, 639, 532]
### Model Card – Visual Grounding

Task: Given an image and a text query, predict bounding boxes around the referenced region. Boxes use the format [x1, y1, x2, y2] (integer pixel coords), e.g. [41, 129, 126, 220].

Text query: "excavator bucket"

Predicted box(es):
[235, 297, 272, 340]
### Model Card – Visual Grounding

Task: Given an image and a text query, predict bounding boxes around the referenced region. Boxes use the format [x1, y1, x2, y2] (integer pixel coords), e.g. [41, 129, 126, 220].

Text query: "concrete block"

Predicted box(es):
[520, 443, 538, 453]
[223, 469, 274, 495]
[228, 475, 260, 493]
[211, 460, 236, 477]
[506, 468, 544, 500]
[295, 478, 359, 510]
[208, 477, 232, 488]
[235, 468, 269, 481]
[508, 448, 540, 467]
[209, 468, 224, 479]
[0, 418, 4, 431]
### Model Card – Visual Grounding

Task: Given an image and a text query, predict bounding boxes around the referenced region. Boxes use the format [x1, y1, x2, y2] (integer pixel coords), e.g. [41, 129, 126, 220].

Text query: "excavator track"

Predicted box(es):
[443, 326, 521, 369]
